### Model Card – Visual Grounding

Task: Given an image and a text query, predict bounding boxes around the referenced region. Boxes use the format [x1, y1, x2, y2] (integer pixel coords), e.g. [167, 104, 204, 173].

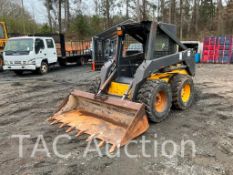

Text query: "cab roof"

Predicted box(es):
[95, 20, 187, 50]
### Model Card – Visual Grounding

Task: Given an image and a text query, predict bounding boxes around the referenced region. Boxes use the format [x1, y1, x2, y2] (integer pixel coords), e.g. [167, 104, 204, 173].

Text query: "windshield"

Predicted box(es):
[4, 39, 33, 52]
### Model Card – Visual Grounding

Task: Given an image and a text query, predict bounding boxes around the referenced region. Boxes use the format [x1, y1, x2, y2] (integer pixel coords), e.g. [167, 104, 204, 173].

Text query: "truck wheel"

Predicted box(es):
[0, 57, 3, 72]
[137, 80, 172, 123]
[58, 59, 67, 66]
[14, 70, 24, 75]
[37, 61, 49, 75]
[77, 57, 85, 66]
[170, 74, 194, 110]
[87, 78, 100, 94]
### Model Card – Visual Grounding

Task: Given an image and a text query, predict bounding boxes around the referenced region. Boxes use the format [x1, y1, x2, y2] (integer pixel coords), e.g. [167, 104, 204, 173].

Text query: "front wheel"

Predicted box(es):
[137, 80, 172, 123]
[37, 61, 49, 75]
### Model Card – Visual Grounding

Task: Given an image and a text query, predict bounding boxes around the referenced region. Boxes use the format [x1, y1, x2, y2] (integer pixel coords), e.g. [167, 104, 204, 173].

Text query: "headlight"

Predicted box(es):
[27, 59, 36, 65]
[4, 60, 8, 65]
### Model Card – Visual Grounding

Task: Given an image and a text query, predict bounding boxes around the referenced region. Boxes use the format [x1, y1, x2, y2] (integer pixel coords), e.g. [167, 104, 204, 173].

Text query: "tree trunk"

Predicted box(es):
[169, 0, 176, 24]
[58, 0, 62, 33]
[142, 0, 147, 20]
[161, 0, 165, 21]
[94, 0, 99, 15]
[180, 0, 183, 40]
[21, 0, 26, 34]
[46, 0, 52, 31]
[126, 0, 129, 18]
[64, 0, 70, 31]
[195, 0, 199, 34]
[136, 0, 141, 21]
[106, 0, 110, 27]
[217, 0, 223, 34]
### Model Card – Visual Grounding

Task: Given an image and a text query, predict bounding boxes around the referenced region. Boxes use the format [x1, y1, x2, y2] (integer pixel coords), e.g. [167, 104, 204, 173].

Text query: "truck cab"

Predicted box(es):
[3, 36, 57, 75]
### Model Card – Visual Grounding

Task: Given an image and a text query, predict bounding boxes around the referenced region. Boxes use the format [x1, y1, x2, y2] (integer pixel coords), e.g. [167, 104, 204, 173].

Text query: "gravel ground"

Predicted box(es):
[0, 64, 232, 175]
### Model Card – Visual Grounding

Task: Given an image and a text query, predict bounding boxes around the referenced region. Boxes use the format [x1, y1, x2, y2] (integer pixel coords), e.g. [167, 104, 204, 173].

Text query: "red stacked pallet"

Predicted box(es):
[201, 36, 233, 64]
[202, 36, 217, 63]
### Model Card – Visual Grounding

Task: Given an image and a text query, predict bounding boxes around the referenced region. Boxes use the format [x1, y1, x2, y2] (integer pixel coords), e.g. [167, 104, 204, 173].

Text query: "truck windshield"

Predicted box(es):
[4, 39, 33, 52]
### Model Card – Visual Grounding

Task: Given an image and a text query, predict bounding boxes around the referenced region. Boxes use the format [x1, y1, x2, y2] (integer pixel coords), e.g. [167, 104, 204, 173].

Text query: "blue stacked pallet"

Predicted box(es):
[217, 36, 233, 64]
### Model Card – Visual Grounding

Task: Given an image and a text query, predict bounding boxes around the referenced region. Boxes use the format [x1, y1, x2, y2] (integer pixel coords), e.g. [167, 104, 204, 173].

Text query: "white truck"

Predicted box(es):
[3, 36, 57, 75]
[3, 35, 92, 75]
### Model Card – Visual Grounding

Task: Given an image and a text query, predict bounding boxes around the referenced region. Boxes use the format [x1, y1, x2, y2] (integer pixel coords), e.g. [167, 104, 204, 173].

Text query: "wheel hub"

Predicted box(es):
[154, 91, 167, 113]
[41, 64, 47, 73]
[181, 83, 191, 103]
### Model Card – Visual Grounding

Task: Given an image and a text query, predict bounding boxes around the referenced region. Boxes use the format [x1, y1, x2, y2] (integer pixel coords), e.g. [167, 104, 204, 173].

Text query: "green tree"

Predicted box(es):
[70, 14, 92, 40]
[39, 24, 52, 34]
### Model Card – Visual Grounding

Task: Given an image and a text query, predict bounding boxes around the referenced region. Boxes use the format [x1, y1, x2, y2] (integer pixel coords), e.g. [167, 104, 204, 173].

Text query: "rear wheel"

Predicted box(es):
[137, 80, 172, 123]
[58, 59, 67, 66]
[0, 57, 3, 72]
[77, 57, 86, 66]
[170, 74, 194, 110]
[37, 61, 49, 75]
[13, 70, 24, 75]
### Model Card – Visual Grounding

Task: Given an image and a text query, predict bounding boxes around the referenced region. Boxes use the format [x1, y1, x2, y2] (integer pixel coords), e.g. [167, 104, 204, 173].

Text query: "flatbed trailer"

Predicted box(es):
[52, 34, 92, 66]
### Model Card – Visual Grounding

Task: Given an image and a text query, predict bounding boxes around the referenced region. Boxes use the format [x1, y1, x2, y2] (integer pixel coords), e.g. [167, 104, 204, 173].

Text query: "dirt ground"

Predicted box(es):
[0, 64, 233, 175]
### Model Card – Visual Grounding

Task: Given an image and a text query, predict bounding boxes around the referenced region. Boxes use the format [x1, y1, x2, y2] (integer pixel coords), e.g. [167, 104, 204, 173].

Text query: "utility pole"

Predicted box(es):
[21, 0, 26, 34]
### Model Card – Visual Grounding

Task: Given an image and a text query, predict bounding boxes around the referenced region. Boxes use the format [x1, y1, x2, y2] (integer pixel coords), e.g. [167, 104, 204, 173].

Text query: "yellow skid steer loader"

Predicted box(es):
[49, 21, 195, 152]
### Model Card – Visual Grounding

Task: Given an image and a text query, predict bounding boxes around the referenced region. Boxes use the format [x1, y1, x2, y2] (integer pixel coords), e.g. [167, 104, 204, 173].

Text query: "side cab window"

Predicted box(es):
[46, 39, 55, 49]
[35, 38, 45, 54]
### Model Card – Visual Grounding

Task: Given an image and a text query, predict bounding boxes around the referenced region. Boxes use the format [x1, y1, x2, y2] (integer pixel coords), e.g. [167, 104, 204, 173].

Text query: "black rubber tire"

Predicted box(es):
[87, 78, 101, 94]
[58, 59, 67, 66]
[170, 74, 194, 110]
[13, 70, 24, 75]
[137, 80, 172, 123]
[77, 57, 86, 66]
[37, 61, 49, 75]
[0, 57, 3, 72]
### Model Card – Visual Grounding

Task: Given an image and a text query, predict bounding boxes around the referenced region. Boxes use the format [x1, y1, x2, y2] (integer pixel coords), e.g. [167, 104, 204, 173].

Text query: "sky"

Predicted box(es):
[24, 0, 47, 24]
[23, 0, 95, 24]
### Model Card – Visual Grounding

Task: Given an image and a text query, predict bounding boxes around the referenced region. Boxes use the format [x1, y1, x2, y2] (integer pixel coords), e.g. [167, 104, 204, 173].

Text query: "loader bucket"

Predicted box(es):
[49, 90, 149, 152]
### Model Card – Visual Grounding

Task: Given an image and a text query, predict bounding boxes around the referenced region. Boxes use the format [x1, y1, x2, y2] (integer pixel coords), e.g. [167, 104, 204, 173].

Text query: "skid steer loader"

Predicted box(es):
[49, 21, 195, 152]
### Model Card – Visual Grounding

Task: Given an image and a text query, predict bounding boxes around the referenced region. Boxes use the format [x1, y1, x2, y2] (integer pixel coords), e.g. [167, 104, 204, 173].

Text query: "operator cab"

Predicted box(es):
[116, 21, 179, 80]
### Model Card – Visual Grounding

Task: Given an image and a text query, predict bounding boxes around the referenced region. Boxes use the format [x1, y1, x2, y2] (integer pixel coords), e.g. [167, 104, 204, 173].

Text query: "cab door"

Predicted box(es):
[35, 38, 46, 62]
[45, 38, 57, 63]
